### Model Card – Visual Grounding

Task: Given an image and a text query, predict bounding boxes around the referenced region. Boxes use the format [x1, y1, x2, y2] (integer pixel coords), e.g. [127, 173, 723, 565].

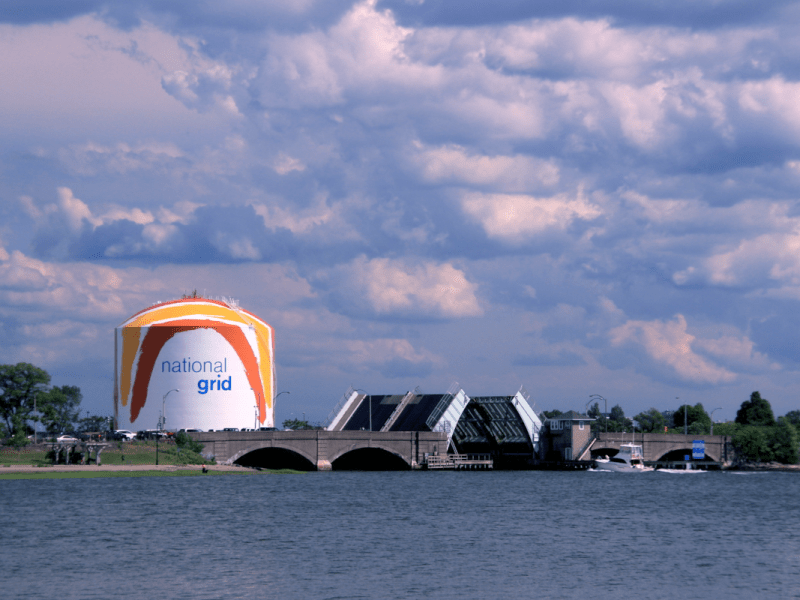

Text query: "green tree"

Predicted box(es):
[77, 413, 111, 433]
[674, 403, 711, 433]
[735, 391, 775, 426]
[633, 408, 666, 433]
[732, 426, 772, 462]
[542, 409, 565, 419]
[782, 410, 800, 427]
[768, 418, 799, 464]
[39, 385, 82, 433]
[606, 404, 632, 432]
[0, 363, 51, 439]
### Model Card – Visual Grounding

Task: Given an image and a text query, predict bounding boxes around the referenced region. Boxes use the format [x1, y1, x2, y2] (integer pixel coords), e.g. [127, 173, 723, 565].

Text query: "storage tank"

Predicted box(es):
[114, 297, 276, 431]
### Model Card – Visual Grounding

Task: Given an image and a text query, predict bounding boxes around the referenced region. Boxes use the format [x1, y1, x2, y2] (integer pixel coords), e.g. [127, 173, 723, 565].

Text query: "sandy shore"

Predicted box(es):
[0, 463, 256, 474]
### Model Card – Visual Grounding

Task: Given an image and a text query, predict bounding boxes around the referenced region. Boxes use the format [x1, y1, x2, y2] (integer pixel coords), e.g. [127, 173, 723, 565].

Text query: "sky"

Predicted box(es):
[2, 0, 800, 426]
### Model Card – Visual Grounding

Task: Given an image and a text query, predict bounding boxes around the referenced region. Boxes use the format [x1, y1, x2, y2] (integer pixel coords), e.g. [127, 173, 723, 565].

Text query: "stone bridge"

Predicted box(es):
[588, 433, 733, 463]
[191, 430, 448, 470]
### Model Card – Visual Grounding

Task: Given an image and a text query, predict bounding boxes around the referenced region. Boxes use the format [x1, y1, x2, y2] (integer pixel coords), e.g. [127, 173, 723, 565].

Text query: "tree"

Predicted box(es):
[606, 404, 632, 432]
[77, 413, 111, 433]
[732, 426, 772, 463]
[673, 403, 711, 433]
[735, 391, 775, 426]
[768, 418, 799, 464]
[782, 410, 800, 427]
[542, 409, 565, 419]
[39, 385, 82, 433]
[0, 363, 51, 439]
[633, 408, 667, 433]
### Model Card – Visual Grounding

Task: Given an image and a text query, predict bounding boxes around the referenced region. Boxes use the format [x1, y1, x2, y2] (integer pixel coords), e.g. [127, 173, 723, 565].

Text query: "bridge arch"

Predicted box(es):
[229, 443, 317, 471]
[329, 446, 411, 471]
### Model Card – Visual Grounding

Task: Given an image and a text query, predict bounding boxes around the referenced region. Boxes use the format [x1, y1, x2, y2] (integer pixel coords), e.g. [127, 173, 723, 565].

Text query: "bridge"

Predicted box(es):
[585, 433, 733, 464]
[191, 430, 448, 470]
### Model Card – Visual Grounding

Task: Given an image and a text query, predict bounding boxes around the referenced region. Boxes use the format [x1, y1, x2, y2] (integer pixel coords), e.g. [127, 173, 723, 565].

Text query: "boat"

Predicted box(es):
[593, 442, 654, 472]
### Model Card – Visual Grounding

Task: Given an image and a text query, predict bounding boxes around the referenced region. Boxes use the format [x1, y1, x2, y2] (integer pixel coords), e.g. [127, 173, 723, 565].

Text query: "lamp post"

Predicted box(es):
[251, 388, 261, 428]
[589, 394, 607, 432]
[157, 388, 179, 466]
[274, 391, 290, 428]
[710, 407, 722, 435]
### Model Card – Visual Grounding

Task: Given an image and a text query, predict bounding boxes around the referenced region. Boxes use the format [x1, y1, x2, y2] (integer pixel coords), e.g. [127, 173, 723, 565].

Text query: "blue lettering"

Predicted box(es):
[161, 361, 171, 372]
[197, 375, 232, 394]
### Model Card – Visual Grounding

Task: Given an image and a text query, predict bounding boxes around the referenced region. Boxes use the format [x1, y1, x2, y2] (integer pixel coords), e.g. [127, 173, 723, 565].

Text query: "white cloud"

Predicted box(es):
[0, 251, 125, 318]
[273, 153, 306, 175]
[57, 187, 102, 231]
[339, 338, 438, 369]
[412, 142, 559, 191]
[461, 190, 601, 243]
[346, 256, 482, 318]
[609, 314, 736, 384]
[58, 141, 185, 176]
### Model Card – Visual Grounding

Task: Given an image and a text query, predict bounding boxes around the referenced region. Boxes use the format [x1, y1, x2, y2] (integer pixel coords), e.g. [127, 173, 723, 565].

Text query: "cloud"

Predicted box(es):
[460, 190, 601, 243]
[609, 314, 736, 384]
[324, 256, 482, 319]
[411, 141, 560, 191]
[0, 250, 125, 319]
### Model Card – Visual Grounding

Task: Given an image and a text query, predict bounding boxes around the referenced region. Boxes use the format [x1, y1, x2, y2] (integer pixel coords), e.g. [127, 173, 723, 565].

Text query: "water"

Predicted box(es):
[1, 470, 799, 599]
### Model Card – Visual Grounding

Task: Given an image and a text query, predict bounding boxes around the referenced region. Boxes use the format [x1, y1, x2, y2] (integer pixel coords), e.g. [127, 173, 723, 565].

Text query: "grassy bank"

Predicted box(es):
[0, 441, 209, 467]
[0, 469, 254, 480]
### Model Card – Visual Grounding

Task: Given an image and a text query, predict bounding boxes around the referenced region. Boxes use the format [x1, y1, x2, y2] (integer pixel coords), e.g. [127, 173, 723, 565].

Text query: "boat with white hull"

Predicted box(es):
[593, 442, 653, 472]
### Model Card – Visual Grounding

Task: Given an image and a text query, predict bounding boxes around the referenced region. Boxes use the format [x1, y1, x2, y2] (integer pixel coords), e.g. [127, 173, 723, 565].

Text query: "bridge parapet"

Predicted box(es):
[192, 430, 448, 469]
[592, 433, 732, 463]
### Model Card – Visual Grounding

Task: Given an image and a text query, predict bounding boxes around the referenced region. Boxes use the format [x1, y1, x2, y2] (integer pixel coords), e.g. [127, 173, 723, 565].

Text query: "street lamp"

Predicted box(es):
[710, 407, 722, 435]
[589, 394, 608, 432]
[157, 388, 179, 466]
[274, 391, 290, 428]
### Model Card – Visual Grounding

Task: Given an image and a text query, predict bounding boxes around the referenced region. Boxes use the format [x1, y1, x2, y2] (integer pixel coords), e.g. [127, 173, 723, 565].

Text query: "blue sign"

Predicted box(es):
[692, 440, 705, 460]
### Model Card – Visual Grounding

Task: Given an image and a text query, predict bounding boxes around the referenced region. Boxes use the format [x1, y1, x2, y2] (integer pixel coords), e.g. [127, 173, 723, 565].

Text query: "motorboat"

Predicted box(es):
[593, 443, 654, 472]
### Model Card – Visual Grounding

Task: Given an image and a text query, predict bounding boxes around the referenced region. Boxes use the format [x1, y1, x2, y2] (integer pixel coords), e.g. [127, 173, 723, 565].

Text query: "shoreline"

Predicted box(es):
[0, 463, 257, 475]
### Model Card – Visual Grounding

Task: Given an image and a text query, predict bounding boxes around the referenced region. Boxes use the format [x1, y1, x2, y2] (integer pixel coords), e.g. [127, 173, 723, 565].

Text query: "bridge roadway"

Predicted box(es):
[589, 432, 733, 463]
[191, 430, 448, 470]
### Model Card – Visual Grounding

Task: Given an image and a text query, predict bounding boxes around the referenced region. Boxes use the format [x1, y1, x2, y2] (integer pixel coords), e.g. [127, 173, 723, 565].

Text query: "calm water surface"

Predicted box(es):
[1, 470, 799, 599]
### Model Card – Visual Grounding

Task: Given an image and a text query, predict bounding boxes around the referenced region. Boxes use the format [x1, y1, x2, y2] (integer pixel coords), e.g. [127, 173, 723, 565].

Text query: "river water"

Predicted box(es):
[1, 470, 798, 600]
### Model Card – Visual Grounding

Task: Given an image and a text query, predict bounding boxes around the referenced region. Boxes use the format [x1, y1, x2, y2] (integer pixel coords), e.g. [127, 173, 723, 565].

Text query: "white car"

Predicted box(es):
[56, 434, 79, 443]
[114, 430, 136, 441]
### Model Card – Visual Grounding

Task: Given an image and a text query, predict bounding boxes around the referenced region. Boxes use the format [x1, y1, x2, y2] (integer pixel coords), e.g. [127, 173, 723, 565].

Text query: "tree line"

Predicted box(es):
[546, 391, 799, 464]
[0, 362, 106, 447]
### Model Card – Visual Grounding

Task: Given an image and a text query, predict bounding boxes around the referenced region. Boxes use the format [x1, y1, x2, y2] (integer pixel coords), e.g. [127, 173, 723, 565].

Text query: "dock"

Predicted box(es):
[426, 454, 493, 470]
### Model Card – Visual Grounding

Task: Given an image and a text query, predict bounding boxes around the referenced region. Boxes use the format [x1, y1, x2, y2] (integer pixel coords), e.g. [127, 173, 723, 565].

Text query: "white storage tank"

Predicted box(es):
[114, 297, 276, 431]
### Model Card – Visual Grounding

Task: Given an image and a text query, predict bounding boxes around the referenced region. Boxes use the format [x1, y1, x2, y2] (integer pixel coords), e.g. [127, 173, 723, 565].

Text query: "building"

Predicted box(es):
[114, 297, 276, 432]
[539, 411, 595, 461]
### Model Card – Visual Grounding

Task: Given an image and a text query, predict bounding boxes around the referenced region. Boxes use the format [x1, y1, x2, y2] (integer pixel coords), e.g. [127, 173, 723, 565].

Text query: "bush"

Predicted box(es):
[175, 431, 204, 454]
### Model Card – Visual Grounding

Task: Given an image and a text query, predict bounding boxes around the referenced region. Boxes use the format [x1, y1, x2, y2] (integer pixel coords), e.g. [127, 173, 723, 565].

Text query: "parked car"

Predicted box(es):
[56, 434, 79, 443]
[222, 427, 239, 431]
[114, 430, 136, 441]
[259, 427, 278, 431]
